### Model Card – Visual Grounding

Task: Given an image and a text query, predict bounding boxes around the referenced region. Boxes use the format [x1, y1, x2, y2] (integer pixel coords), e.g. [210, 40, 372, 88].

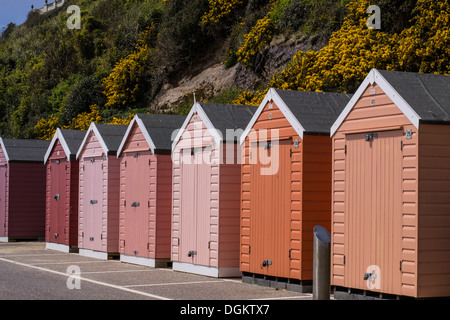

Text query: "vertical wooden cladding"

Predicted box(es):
[0, 139, 48, 241]
[78, 129, 121, 255]
[417, 124, 450, 297]
[332, 83, 419, 297]
[172, 114, 219, 269]
[118, 122, 172, 262]
[45, 139, 79, 247]
[241, 99, 332, 281]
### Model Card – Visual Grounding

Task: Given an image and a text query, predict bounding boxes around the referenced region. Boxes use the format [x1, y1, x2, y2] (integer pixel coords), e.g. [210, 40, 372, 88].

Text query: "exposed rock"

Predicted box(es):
[151, 34, 326, 111]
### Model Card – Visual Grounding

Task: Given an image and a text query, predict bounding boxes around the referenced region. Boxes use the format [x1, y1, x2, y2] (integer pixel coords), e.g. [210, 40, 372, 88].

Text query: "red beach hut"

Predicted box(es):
[117, 113, 186, 267]
[0, 138, 50, 242]
[44, 128, 86, 252]
[76, 123, 128, 259]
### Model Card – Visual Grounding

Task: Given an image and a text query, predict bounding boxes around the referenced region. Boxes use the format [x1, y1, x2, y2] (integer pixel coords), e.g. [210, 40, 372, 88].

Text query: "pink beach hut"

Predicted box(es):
[171, 102, 257, 277]
[76, 123, 128, 259]
[116, 113, 186, 267]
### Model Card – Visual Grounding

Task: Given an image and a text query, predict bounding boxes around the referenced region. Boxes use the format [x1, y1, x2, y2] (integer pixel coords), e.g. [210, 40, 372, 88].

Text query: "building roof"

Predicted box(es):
[377, 70, 450, 124]
[117, 113, 187, 155]
[44, 128, 86, 163]
[274, 89, 352, 134]
[76, 123, 128, 159]
[240, 88, 352, 143]
[172, 102, 258, 150]
[0, 138, 50, 163]
[330, 69, 450, 136]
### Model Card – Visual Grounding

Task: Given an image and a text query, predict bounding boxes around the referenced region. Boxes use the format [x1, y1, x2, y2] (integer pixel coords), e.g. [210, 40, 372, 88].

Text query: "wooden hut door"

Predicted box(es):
[83, 157, 104, 251]
[249, 139, 291, 278]
[49, 160, 67, 244]
[179, 147, 211, 266]
[0, 166, 6, 237]
[344, 130, 403, 294]
[123, 152, 151, 258]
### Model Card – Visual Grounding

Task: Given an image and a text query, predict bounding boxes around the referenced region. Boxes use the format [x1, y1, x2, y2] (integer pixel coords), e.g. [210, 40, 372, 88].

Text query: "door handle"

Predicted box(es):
[90, 200, 98, 204]
[54, 194, 60, 200]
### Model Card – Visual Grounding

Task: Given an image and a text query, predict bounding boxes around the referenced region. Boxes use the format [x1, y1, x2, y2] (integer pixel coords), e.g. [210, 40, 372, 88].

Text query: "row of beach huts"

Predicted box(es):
[1, 69, 450, 299]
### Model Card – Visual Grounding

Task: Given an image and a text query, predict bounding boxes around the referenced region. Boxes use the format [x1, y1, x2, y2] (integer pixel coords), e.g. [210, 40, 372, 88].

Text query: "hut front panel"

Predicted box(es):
[79, 156, 104, 251]
[241, 99, 303, 280]
[172, 113, 218, 267]
[120, 151, 154, 258]
[417, 124, 450, 297]
[7, 162, 46, 238]
[0, 165, 7, 237]
[332, 83, 418, 297]
[46, 159, 70, 245]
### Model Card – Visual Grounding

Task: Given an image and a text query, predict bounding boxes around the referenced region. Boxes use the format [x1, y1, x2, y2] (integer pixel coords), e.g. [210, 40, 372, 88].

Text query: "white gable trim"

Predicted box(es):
[330, 69, 421, 137]
[116, 115, 157, 157]
[76, 122, 109, 160]
[171, 102, 223, 152]
[44, 128, 72, 164]
[0, 138, 9, 163]
[239, 88, 305, 145]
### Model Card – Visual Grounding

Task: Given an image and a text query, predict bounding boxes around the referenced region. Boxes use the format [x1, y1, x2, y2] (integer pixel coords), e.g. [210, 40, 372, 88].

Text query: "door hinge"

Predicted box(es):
[399, 260, 403, 272]
[343, 255, 346, 265]
[147, 243, 150, 251]
[208, 241, 211, 249]
[401, 140, 403, 151]
[344, 145, 347, 155]
[124, 200, 126, 207]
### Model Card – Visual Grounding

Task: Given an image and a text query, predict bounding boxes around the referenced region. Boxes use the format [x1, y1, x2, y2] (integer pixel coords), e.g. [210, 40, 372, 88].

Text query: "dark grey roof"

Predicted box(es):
[198, 103, 258, 141]
[1, 138, 50, 162]
[377, 70, 450, 124]
[274, 89, 352, 134]
[135, 113, 186, 151]
[59, 129, 87, 155]
[94, 124, 128, 154]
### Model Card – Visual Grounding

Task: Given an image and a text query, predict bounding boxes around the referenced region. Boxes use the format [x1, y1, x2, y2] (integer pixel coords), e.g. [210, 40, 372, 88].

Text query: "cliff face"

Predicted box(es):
[152, 34, 326, 111]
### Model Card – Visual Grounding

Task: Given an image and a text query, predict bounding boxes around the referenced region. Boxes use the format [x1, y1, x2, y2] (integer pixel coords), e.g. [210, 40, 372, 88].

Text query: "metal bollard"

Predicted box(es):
[313, 225, 331, 300]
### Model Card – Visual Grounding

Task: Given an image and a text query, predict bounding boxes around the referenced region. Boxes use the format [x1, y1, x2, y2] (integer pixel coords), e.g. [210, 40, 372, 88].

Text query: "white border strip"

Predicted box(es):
[172, 261, 241, 278]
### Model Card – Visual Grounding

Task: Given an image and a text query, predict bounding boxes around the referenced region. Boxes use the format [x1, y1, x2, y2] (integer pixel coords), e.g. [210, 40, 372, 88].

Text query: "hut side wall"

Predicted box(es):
[155, 154, 173, 259]
[106, 155, 120, 253]
[218, 143, 241, 269]
[417, 124, 450, 297]
[301, 134, 332, 279]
